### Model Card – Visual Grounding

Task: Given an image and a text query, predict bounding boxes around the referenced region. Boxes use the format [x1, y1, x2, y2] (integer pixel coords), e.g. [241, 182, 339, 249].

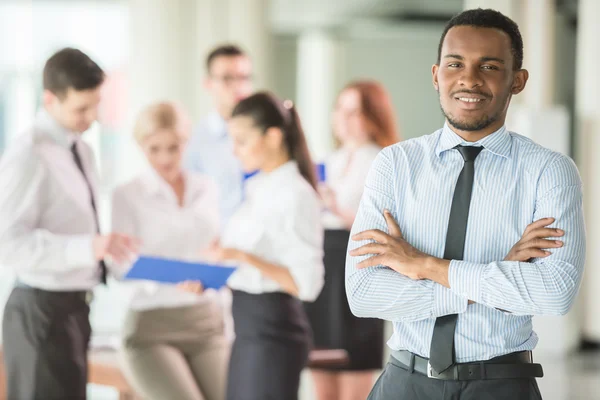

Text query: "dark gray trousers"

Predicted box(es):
[2, 287, 91, 400]
[368, 356, 543, 400]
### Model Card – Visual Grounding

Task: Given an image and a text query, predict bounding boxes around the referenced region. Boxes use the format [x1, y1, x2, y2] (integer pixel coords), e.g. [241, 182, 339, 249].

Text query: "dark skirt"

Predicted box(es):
[305, 229, 384, 371]
[227, 290, 311, 400]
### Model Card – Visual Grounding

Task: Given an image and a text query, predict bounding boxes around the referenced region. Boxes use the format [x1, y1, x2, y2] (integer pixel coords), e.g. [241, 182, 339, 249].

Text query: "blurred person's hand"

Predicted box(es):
[177, 280, 204, 294]
[94, 233, 140, 264]
[504, 218, 564, 262]
[318, 184, 338, 212]
[204, 239, 243, 263]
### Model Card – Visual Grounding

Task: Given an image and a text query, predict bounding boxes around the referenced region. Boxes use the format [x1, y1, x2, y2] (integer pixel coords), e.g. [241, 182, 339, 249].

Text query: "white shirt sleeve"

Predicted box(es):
[277, 193, 325, 302]
[109, 186, 139, 279]
[0, 148, 96, 274]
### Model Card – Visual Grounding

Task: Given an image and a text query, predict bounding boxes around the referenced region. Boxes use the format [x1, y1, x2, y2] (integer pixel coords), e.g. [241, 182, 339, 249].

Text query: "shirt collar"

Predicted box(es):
[35, 109, 80, 149]
[435, 122, 511, 159]
[205, 111, 229, 139]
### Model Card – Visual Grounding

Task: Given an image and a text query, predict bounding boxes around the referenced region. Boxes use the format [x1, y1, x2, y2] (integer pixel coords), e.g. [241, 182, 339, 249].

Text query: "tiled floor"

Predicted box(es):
[536, 351, 600, 400]
[88, 351, 600, 400]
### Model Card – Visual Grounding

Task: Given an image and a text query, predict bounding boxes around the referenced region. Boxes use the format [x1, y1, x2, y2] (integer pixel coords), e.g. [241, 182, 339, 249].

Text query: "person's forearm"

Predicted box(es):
[239, 252, 299, 297]
[346, 262, 467, 322]
[428, 258, 582, 316]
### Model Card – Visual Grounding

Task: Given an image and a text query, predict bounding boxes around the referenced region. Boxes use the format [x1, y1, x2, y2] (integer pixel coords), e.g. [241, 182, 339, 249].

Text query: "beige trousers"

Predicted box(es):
[120, 303, 229, 400]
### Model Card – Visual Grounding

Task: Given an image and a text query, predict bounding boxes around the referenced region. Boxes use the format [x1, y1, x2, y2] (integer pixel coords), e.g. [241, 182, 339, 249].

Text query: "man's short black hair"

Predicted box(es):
[206, 44, 246, 73]
[43, 48, 105, 99]
[437, 8, 524, 70]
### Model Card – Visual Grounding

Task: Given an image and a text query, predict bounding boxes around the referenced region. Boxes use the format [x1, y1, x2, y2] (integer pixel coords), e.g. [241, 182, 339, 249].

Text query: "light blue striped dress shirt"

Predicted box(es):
[346, 123, 586, 363]
[184, 111, 244, 227]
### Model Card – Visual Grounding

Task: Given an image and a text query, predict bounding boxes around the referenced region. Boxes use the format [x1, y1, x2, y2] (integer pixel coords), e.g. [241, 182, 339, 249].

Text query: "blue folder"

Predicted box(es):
[124, 256, 236, 289]
[315, 163, 326, 183]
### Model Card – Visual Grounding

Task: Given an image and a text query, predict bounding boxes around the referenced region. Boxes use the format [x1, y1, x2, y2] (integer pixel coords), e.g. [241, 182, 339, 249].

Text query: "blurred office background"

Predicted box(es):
[0, 0, 599, 399]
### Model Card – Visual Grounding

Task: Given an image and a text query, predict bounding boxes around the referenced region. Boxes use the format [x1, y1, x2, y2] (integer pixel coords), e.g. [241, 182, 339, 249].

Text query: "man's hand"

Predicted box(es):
[504, 217, 564, 262]
[349, 210, 432, 280]
[93, 233, 140, 264]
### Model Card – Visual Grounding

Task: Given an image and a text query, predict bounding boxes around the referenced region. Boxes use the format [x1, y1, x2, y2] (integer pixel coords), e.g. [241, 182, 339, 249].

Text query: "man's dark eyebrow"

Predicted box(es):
[443, 54, 464, 60]
[480, 57, 505, 64]
[443, 54, 506, 64]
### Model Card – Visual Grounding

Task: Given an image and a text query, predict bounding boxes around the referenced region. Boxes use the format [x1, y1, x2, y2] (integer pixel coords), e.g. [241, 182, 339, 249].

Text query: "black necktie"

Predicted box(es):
[71, 141, 107, 284]
[428, 145, 483, 373]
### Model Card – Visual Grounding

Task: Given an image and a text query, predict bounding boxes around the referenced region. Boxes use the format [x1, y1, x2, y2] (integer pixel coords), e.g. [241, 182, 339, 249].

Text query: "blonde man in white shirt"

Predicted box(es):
[112, 102, 229, 400]
[0, 48, 138, 400]
[305, 80, 400, 400]
[209, 92, 324, 400]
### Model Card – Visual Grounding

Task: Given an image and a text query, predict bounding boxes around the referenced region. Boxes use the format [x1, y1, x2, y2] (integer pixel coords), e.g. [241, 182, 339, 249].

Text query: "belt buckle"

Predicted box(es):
[427, 361, 441, 379]
[85, 291, 94, 304]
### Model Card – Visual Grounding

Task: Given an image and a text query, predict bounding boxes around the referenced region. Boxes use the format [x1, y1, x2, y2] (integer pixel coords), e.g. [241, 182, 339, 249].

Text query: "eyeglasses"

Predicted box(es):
[210, 74, 253, 86]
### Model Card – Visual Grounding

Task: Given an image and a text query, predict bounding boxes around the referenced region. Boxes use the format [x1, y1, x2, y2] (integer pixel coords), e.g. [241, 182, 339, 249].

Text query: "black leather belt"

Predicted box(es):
[390, 350, 544, 380]
[14, 281, 94, 304]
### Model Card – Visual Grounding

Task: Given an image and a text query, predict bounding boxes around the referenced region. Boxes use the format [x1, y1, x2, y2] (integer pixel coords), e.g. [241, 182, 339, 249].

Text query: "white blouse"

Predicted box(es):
[321, 143, 382, 230]
[111, 169, 222, 311]
[223, 161, 325, 302]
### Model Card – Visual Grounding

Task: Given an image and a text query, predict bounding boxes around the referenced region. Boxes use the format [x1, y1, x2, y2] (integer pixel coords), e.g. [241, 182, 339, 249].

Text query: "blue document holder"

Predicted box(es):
[124, 256, 236, 289]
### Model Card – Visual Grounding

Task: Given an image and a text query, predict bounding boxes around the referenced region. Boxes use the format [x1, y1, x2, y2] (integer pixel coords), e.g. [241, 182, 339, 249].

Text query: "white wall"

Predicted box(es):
[341, 21, 446, 140]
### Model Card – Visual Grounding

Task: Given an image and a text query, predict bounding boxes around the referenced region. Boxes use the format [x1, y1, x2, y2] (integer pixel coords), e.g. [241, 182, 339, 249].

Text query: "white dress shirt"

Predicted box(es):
[0, 110, 101, 290]
[223, 161, 325, 302]
[111, 169, 223, 310]
[322, 143, 381, 229]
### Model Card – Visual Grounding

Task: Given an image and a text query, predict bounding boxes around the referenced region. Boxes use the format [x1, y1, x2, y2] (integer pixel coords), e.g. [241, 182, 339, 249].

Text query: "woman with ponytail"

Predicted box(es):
[208, 92, 324, 400]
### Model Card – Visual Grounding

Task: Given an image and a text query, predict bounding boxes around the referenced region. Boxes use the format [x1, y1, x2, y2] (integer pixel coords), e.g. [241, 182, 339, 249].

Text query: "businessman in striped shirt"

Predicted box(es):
[346, 8, 585, 400]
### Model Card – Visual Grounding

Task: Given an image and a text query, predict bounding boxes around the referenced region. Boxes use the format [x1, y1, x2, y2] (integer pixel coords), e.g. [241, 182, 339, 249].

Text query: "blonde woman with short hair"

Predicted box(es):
[112, 102, 228, 400]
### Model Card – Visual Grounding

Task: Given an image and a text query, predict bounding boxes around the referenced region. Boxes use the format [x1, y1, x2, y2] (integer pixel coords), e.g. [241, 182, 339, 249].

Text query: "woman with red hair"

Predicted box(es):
[306, 80, 400, 400]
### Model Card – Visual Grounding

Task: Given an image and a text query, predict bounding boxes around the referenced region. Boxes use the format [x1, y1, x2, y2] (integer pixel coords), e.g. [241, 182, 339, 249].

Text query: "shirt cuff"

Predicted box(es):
[432, 283, 468, 317]
[65, 235, 96, 269]
[448, 260, 486, 303]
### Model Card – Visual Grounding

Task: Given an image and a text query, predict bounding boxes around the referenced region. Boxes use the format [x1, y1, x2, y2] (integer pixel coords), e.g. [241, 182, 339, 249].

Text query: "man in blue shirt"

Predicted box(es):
[347, 8, 585, 400]
[184, 45, 253, 226]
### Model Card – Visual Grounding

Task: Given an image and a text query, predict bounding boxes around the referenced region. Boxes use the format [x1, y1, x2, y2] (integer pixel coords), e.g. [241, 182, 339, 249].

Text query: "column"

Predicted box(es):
[125, 0, 192, 182]
[296, 29, 339, 162]
[576, 0, 600, 343]
[507, 0, 569, 156]
[4, 73, 37, 145]
[3, 2, 35, 146]
[226, 0, 272, 92]
[522, 0, 555, 109]
[463, 0, 523, 24]
[127, 0, 273, 170]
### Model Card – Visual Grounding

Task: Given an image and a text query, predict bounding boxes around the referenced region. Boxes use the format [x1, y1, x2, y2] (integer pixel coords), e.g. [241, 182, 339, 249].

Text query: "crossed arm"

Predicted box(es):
[345, 151, 586, 322]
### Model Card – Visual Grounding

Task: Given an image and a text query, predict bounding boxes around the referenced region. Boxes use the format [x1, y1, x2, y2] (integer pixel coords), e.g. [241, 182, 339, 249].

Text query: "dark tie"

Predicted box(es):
[428, 145, 483, 373]
[71, 141, 107, 284]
